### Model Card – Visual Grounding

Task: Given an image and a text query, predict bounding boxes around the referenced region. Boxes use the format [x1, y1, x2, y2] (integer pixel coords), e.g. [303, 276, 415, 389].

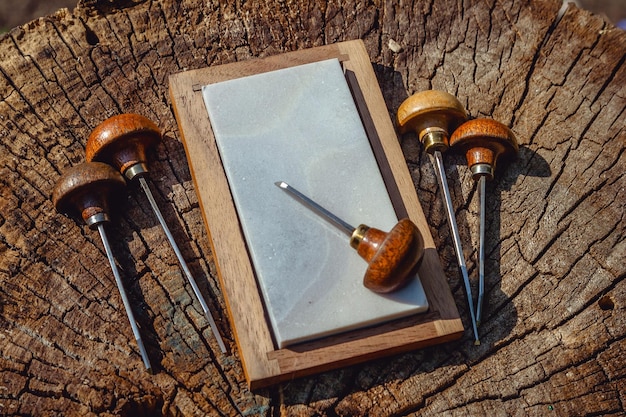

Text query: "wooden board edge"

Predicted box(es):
[337, 41, 431, 245]
[252, 317, 464, 390]
[335, 41, 462, 327]
[168, 73, 281, 383]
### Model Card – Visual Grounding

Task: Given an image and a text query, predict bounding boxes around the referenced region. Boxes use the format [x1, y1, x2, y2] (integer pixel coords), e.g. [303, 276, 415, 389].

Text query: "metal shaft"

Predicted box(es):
[432, 151, 480, 344]
[97, 223, 152, 371]
[138, 177, 227, 354]
[476, 175, 486, 325]
[275, 181, 355, 236]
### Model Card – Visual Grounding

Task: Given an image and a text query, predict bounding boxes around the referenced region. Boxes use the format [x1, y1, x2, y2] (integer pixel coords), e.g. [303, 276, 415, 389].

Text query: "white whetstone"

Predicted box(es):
[201, 58, 428, 347]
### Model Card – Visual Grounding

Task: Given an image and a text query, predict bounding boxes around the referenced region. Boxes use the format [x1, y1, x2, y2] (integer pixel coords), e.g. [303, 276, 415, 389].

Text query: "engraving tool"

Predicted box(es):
[450, 118, 518, 325]
[86, 114, 227, 353]
[397, 90, 480, 344]
[52, 162, 152, 371]
[275, 181, 424, 293]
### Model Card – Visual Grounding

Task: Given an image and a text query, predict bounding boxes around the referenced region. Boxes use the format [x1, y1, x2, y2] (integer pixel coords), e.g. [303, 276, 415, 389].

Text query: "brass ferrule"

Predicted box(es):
[350, 224, 370, 249]
[421, 129, 449, 154]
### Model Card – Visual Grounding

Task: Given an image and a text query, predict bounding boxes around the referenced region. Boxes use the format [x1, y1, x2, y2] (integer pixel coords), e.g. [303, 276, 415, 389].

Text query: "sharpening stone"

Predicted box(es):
[201, 58, 428, 348]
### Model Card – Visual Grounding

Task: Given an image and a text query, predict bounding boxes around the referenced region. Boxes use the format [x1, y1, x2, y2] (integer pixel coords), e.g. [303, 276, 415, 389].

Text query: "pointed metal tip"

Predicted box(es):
[474, 339, 481, 346]
[275, 181, 288, 189]
[137, 338, 153, 373]
[213, 328, 228, 354]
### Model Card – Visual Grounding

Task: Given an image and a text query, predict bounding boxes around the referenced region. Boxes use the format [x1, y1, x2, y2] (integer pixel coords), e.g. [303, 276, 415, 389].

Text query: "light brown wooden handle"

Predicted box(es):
[85, 113, 161, 178]
[52, 162, 127, 226]
[354, 218, 425, 293]
[397, 90, 467, 153]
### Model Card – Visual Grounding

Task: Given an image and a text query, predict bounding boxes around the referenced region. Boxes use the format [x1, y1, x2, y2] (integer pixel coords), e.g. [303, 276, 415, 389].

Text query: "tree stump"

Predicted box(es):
[0, 0, 624, 415]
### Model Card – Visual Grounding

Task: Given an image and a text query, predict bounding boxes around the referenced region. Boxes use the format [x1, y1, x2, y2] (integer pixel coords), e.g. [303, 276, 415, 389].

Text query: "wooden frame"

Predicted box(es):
[169, 40, 463, 390]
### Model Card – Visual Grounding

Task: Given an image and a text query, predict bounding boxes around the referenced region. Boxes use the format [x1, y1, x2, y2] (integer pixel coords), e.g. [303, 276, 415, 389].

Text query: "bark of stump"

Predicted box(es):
[0, 0, 624, 415]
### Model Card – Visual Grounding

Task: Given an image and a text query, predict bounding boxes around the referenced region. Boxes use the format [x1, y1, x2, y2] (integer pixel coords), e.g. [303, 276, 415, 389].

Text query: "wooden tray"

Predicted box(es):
[169, 40, 463, 389]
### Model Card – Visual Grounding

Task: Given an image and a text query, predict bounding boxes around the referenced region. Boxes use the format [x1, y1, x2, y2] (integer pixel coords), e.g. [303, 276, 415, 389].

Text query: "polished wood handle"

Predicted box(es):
[449, 118, 518, 179]
[352, 218, 425, 293]
[397, 90, 467, 153]
[52, 162, 127, 227]
[85, 113, 161, 179]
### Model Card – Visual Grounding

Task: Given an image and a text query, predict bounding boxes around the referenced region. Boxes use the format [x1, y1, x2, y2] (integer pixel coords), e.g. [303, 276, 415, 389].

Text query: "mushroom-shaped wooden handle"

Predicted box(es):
[449, 119, 518, 180]
[52, 162, 127, 228]
[397, 90, 467, 154]
[85, 114, 161, 180]
[351, 218, 425, 293]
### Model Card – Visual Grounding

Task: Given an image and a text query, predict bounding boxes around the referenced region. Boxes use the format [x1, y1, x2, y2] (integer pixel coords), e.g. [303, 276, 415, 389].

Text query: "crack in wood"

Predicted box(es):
[0, 0, 624, 414]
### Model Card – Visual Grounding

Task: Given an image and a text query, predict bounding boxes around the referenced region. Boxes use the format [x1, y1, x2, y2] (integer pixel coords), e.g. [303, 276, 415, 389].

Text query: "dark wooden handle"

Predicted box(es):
[354, 218, 425, 293]
[52, 162, 127, 226]
[85, 113, 161, 176]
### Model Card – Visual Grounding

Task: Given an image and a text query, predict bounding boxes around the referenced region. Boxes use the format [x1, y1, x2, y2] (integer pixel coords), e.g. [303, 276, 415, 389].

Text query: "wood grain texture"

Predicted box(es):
[358, 218, 424, 293]
[449, 118, 518, 178]
[85, 113, 161, 176]
[52, 161, 127, 224]
[0, 0, 624, 415]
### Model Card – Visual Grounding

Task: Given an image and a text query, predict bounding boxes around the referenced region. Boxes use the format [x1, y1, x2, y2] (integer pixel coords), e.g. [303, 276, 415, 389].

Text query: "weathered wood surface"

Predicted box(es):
[0, 0, 623, 415]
